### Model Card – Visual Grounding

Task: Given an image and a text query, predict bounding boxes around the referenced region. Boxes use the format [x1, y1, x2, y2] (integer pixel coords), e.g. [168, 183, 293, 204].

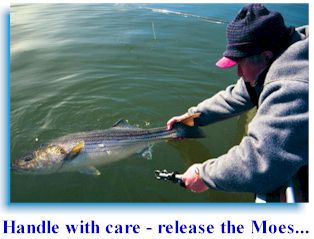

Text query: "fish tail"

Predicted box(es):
[173, 123, 205, 139]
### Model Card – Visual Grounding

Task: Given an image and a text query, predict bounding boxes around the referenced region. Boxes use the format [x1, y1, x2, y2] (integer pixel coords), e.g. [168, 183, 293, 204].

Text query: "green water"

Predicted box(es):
[10, 4, 308, 203]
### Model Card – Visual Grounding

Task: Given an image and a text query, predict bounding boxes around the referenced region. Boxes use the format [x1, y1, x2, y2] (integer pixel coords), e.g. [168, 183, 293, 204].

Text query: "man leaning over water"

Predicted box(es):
[167, 4, 308, 202]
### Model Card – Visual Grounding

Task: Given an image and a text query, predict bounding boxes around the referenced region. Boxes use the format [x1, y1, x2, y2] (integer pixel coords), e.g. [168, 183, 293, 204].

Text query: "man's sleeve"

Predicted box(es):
[188, 78, 255, 126]
[199, 79, 308, 194]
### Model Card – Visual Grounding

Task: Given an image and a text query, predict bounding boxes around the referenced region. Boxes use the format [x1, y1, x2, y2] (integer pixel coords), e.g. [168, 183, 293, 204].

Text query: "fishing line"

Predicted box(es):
[144, 7, 228, 25]
[151, 21, 157, 40]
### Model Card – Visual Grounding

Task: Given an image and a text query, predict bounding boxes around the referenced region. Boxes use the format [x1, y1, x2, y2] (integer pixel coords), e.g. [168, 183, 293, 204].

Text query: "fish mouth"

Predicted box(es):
[11, 160, 20, 170]
[11, 160, 35, 174]
[11, 161, 26, 174]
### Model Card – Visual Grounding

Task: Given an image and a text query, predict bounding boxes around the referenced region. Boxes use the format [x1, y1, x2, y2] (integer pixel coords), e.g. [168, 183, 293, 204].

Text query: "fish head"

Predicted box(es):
[12, 145, 67, 174]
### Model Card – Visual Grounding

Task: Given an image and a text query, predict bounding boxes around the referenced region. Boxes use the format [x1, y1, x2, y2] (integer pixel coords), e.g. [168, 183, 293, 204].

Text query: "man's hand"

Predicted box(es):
[167, 112, 201, 130]
[182, 164, 209, 193]
[167, 113, 191, 130]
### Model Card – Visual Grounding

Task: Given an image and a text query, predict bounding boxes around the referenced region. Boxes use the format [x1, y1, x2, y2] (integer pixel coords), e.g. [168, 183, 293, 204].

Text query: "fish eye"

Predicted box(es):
[23, 155, 33, 162]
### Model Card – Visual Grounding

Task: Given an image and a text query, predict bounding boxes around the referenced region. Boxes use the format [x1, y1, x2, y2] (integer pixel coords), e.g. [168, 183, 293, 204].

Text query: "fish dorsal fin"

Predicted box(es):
[180, 113, 201, 127]
[65, 141, 85, 161]
[112, 119, 137, 129]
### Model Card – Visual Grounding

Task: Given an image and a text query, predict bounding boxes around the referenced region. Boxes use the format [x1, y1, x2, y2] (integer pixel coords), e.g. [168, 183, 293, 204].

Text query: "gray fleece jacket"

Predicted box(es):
[188, 26, 308, 194]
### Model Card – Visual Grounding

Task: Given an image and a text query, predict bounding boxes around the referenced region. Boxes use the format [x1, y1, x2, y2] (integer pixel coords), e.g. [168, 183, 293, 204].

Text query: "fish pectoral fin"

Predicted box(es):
[180, 113, 201, 127]
[79, 166, 101, 176]
[71, 141, 85, 154]
[65, 141, 85, 161]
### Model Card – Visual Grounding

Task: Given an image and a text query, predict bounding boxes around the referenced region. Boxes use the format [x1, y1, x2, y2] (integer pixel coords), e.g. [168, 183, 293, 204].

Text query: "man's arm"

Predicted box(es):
[199, 79, 308, 194]
[188, 78, 255, 126]
[167, 78, 255, 129]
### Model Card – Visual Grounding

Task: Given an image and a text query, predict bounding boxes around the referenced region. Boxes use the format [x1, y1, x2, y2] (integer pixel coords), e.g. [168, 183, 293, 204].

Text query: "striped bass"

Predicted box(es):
[12, 114, 204, 175]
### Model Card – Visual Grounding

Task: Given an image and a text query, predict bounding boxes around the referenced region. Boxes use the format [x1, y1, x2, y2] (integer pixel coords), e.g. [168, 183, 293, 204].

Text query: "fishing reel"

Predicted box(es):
[154, 169, 186, 188]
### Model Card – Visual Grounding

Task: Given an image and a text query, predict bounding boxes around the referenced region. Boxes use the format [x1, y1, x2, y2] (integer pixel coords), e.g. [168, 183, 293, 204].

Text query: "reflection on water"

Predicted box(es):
[10, 4, 308, 203]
